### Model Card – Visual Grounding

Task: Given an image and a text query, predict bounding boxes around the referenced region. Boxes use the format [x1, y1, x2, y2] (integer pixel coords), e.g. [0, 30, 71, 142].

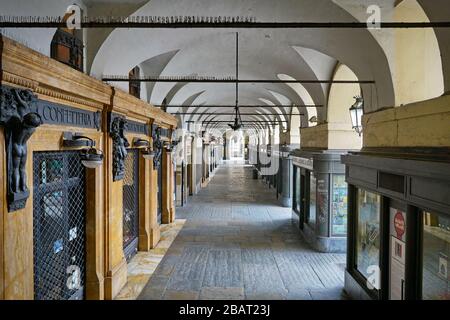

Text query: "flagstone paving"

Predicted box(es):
[138, 160, 348, 300]
[115, 220, 186, 300]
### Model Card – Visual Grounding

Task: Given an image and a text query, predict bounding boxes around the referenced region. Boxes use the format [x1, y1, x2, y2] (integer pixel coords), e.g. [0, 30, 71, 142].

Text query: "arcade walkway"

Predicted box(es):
[139, 160, 347, 300]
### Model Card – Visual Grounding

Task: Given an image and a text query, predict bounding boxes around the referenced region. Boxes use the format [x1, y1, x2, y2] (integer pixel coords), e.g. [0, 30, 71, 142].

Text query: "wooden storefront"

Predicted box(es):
[0, 36, 177, 300]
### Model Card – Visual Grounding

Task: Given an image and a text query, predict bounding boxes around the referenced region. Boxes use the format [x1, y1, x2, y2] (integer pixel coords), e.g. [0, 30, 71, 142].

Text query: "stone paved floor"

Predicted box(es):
[115, 220, 186, 300]
[138, 159, 348, 300]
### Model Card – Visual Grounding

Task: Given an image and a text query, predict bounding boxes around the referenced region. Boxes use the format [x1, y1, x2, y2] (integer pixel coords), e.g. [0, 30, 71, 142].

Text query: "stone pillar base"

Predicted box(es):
[279, 196, 292, 208]
[104, 258, 128, 300]
[150, 225, 161, 249]
[85, 277, 105, 300]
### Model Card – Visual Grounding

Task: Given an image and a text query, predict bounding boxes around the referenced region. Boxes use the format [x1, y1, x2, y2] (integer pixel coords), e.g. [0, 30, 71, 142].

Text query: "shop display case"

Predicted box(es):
[342, 149, 450, 300]
[290, 149, 349, 253]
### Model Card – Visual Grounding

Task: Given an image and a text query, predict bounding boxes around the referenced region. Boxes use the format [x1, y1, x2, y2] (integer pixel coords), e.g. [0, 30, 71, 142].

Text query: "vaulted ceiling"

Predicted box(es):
[2, 0, 447, 136]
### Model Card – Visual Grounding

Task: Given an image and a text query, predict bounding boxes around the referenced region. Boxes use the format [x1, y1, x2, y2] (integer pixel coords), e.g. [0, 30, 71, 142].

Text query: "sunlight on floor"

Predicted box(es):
[115, 219, 186, 300]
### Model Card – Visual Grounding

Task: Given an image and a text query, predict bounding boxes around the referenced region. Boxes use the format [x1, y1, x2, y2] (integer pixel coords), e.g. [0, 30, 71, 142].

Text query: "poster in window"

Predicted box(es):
[390, 207, 406, 242]
[316, 175, 329, 236]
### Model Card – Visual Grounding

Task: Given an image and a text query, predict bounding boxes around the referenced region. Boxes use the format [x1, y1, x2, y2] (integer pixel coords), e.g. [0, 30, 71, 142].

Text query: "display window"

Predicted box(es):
[356, 188, 381, 289]
[422, 210, 450, 300]
[331, 174, 348, 236]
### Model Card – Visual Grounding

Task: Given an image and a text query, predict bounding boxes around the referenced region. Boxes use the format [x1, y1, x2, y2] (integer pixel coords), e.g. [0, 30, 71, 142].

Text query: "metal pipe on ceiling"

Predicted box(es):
[8, 21, 449, 29]
[171, 112, 305, 115]
[164, 104, 322, 108]
[102, 76, 374, 84]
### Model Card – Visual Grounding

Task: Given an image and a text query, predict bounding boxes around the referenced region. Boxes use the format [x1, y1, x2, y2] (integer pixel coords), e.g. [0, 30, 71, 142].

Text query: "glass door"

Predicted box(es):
[389, 201, 407, 300]
[421, 210, 450, 300]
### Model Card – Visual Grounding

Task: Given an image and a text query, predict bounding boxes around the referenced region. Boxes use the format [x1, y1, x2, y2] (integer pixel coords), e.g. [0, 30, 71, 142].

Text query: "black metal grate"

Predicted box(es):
[33, 151, 86, 300]
[123, 149, 139, 261]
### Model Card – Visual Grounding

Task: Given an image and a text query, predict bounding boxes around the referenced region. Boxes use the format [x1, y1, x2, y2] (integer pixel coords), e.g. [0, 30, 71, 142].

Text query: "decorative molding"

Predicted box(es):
[108, 113, 129, 181]
[35, 86, 104, 110]
[3, 71, 104, 111]
[2, 72, 39, 91]
[0, 86, 43, 212]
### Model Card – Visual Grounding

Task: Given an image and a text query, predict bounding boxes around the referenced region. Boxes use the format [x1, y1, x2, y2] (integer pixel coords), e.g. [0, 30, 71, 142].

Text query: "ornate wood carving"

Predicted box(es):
[151, 124, 163, 170]
[108, 113, 129, 181]
[0, 86, 43, 212]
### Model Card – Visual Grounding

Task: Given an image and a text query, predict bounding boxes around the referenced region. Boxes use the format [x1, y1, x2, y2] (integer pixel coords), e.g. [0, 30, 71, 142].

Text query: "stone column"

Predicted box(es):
[139, 153, 160, 250]
[279, 147, 293, 208]
[189, 136, 196, 195]
[169, 153, 176, 223]
[162, 148, 172, 224]
[103, 129, 127, 300]
[175, 163, 183, 207]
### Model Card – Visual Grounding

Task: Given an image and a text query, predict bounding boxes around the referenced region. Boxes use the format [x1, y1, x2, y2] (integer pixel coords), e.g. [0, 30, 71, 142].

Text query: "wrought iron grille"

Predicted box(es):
[123, 149, 139, 261]
[33, 151, 86, 300]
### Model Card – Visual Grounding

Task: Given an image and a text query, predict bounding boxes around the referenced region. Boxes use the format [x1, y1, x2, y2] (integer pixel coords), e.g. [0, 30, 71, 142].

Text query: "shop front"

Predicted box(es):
[342, 150, 450, 300]
[291, 149, 348, 253]
[0, 35, 177, 300]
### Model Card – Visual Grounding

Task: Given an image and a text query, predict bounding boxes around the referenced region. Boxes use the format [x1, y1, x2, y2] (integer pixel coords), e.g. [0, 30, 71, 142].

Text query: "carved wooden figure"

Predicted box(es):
[0, 86, 42, 211]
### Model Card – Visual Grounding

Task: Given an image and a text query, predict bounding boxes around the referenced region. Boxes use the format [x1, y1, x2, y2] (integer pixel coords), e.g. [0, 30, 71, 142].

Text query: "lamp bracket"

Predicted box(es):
[62, 132, 95, 148]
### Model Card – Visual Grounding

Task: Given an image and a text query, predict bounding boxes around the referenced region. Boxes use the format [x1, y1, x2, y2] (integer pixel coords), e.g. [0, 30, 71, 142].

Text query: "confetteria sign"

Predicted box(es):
[34, 100, 101, 130]
[126, 120, 149, 135]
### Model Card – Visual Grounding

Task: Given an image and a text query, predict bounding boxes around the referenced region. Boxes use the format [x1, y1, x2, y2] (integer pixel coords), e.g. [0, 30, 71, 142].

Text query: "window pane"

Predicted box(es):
[356, 189, 381, 289]
[309, 172, 316, 226]
[331, 175, 348, 236]
[422, 211, 450, 300]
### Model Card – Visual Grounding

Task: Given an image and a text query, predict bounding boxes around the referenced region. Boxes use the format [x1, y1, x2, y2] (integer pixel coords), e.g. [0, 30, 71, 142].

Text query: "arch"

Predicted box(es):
[393, 0, 444, 105]
[326, 63, 362, 149]
[277, 74, 317, 127]
[327, 63, 361, 125]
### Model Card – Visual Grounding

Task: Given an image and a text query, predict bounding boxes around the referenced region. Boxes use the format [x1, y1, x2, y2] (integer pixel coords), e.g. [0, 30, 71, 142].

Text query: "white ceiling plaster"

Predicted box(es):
[90, 0, 396, 116]
[292, 46, 337, 99]
[277, 74, 317, 127]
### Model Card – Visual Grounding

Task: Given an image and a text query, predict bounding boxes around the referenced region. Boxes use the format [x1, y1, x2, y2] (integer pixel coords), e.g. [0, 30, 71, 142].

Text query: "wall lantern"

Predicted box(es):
[133, 137, 150, 148]
[163, 141, 172, 152]
[132, 138, 155, 159]
[80, 148, 104, 169]
[62, 132, 103, 168]
[349, 95, 364, 136]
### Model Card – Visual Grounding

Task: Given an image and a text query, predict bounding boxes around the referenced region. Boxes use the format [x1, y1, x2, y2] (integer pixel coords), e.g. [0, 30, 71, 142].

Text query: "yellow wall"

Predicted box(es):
[393, 0, 444, 106]
[363, 94, 450, 148]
